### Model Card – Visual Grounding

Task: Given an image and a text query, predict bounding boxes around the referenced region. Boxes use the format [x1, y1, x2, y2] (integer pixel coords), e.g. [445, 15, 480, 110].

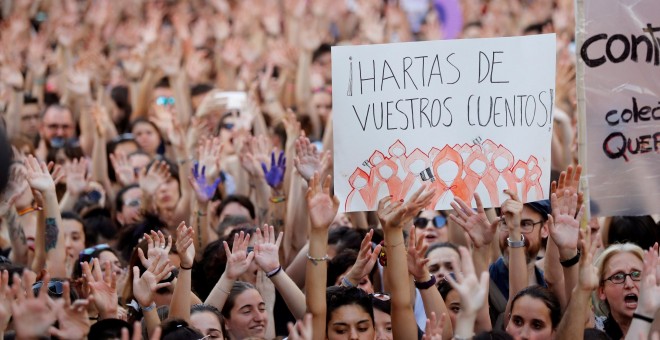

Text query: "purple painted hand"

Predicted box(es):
[261, 151, 286, 189]
[192, 162, 221, 201]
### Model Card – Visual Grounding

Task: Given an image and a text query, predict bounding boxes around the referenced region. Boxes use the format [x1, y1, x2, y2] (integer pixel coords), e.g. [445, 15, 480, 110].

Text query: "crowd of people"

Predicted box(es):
[0, 0, 659, 339]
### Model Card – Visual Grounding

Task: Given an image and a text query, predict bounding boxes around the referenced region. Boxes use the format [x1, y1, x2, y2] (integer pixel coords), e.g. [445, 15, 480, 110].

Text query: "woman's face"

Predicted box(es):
[132, 122, 161, 156]
[598, 252, 642, 320]
[415, 211, 448, 244]
[190, 311, 224, 339]
[62, 218, 85, 265]
[311, 91, 332, 123]
[426, 247, 460, 283]
[97, 250, 124, 278]
[445, 289, 461, 330]
[155, 178, 180, 210]
[506, 295, 554, 340]
[225, 289, 267, 339]
[374, 309, 392, 340]
[327, 304, 375, 340]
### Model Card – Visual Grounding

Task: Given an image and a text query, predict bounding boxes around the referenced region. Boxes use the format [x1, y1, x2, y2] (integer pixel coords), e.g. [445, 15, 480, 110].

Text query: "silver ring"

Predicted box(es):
[161, 246, 166, 249]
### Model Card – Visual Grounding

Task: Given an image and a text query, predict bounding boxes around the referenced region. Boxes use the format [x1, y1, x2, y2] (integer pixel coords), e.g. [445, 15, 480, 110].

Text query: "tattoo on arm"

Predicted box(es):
[7, 209, 27, 245]
[45, 217, 59, 252]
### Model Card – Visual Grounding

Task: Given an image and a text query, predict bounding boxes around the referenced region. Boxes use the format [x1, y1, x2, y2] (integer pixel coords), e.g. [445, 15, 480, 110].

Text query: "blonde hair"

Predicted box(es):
[593, 243, 644, 316]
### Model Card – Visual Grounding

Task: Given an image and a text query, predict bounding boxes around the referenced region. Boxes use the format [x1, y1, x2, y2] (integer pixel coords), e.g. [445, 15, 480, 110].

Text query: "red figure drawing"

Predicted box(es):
[344, 140, 544, 211]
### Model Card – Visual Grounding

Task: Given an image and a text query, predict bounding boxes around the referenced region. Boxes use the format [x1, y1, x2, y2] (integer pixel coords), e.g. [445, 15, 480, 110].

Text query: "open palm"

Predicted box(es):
[306, 173, 339, 229]
[450, 194, 496, 248]
[548, 190, 583, 251]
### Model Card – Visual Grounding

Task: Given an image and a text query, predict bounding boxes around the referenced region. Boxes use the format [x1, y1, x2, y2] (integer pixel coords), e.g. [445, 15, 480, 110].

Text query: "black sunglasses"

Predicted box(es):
[32, 280, 65, 297]
[414, 215, 447, 229]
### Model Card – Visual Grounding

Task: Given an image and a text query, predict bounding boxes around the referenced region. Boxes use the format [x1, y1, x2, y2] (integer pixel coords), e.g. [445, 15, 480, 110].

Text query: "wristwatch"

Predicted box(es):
[507, 234, 525, 248]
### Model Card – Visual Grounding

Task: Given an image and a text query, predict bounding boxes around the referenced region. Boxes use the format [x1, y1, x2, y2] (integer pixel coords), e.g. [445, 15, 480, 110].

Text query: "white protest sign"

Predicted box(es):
[332, 35, 556, 212]
[578, 0, 660, 216]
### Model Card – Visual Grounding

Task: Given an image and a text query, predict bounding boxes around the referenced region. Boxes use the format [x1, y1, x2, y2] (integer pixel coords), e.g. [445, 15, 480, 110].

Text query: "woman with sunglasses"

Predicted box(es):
[414, 210, 449, 245]
[593, 242, 644, 339]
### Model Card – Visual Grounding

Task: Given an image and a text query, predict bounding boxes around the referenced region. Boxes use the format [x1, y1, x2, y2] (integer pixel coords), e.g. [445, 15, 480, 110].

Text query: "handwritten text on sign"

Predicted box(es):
[332, 35, 556, 212]
[580, 0, 660, 216]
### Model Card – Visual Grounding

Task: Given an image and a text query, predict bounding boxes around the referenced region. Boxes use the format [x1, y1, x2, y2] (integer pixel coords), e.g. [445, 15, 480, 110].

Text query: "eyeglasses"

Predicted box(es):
[602, 271, 642, 284]
[414, 215, 446, 229]
[155, 96, 176, 106]
[32, 280, 65, 297]
[498, 219, 544, 234]
[79, 244, 111, 263]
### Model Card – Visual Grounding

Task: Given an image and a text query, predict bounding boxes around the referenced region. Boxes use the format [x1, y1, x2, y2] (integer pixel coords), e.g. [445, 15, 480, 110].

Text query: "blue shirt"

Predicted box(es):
[488, 256, 546, 300]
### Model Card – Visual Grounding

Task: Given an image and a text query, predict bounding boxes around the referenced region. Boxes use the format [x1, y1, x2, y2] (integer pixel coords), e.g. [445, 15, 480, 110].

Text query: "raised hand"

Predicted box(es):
[282, 110, 301, 143]
[550, 165, 583, 208]
[294, 135, 326, 183]
[377, 185, 435, 230]
[306, 172, 339, 230]
[197, 137, 223, 182]
[138, 230, 173, 270]
[110, 151, 137, 186]
[139, 161, 170, 195]
[577, 229, 599, 292]
[122, 322, 162, 340]
[25, 155, 56, 193]
[11, 273, 62, 338]
[64, 158, 89, 196]
[449, 193, 497, 248]
[132, 253, 173, 308]
[422, 312, 446, 340]
[175, 222, 196, 269]
[261, 150, 286, 189]
[635, 243, 660, 319]
[407, 227, 430, 281]
[0, 164, 27, 216]
[223, 231, 256, 281]
[346, 229, 383, 284]
[82, 258, 118, 319]
[500, 190, 523, 232]
[240, 135, 270, 178]
[49, 281, 91, 339]
[254, 224, 284, 273]
[548, 190, 584, 259]
[0, 270, 13, 332]
[287, 313, 313, 340]
[446, 247, 489, 316]
[188, 162, 221, 204]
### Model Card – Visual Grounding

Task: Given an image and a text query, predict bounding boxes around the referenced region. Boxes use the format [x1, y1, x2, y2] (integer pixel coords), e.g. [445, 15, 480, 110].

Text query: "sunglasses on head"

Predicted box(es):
[79, 244, 111, 263]
[32, 280, 65, 297]
[414, 215, 446, 229]
[371, 292, 390, 301]
[155, 96, 175, 106]
[111, 133, 135, 144]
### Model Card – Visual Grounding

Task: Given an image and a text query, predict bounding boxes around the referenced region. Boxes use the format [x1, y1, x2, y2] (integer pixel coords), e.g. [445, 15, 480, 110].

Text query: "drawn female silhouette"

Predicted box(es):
[430, 145, 469, 209]
[512, 156, 544, 202]
[346, 168, 376, 210]
[462, 144, 499, 206]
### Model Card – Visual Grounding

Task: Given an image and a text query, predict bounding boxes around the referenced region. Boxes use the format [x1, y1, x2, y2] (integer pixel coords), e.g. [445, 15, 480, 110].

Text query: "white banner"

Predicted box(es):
[579, 0, 660, 216]
[332, 35, 556, 212]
